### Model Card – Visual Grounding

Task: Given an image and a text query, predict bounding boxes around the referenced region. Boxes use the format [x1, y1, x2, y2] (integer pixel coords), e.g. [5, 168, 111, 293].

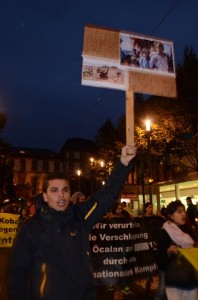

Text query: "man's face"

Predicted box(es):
[43, 179, 70, 211]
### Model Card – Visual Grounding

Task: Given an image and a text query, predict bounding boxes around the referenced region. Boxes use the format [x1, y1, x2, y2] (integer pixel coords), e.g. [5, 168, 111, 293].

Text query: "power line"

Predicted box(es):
[150, 0, 181, 35]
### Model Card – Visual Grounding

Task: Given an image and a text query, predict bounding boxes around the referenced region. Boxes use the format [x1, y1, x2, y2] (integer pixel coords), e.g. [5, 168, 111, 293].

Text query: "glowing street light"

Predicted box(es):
[99, 160, 105, 168]
[145, 119, 151, 132]
[76, 169, 82, 177]
[76, 169, 82, 190]
[89, 157, 94, 164]
[145, 119, 153, 203]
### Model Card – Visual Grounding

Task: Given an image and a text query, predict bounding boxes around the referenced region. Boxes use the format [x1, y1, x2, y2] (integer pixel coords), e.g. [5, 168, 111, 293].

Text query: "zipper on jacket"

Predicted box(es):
[40, 263, 47, 298]
[84, 202, 97, 220]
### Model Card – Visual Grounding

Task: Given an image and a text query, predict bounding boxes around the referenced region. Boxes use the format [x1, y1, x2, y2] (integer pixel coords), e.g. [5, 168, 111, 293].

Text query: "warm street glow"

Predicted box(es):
[145, 119, 151, 131]
[100, 160, 105, 167]
[90, 157, 94, 164]
[76, 169, 82, 176]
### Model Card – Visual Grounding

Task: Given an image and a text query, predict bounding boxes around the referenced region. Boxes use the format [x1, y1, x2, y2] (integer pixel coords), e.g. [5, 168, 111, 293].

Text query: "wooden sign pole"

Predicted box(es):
[126, 90, 134, 146]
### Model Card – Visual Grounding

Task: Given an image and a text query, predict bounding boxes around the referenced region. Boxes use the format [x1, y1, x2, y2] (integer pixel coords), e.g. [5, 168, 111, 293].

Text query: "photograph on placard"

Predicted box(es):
[120, 32, 175, 76]
[81, 57, 128, 90]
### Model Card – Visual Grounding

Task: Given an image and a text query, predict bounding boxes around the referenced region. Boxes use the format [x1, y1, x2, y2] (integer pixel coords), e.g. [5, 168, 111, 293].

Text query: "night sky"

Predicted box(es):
[0, 0, 198, 152]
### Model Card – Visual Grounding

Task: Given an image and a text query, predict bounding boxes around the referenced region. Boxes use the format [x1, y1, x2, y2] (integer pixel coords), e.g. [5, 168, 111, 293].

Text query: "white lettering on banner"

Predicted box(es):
[94, 223, 108, 229]
[93, 269, 133, 278]
[134, 263, 158, 274]
[93, 221, 140, 230]
[93, 245, 123, 253]
[109, 222, 140, 229]
[99, 232, 148, 241]
[89, 234, 97, 241]
[104, 257, 128, 265]
[89, 217, 165, 283]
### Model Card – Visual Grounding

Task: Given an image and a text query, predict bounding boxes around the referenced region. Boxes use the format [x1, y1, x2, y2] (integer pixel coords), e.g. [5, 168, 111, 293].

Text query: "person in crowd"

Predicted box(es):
[156, 200, 198, 300]
[121, 201, 134, 218]
[186, 196, 197, 227]
[143, 202, 153, 217]
[109, 202, 131, 222]
[7, 144, 137, 300]
[17, 207, 30, 228]
[11, 203, 20, 214]
[160, 205, 167, 219]
[28, 200, 36, 216]
[139, 48, 150, 69]
[0, 206, 5, 213]
[150, 42, 168, 72]
[70, 191, 87, 205]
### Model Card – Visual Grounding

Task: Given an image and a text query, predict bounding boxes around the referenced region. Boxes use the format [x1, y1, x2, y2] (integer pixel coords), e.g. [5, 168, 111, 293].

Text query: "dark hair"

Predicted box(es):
[186, 196, 192, 203]
[111, 202, 122, 215]
[166, 200, 185, 219]
[43, 172, 70, 192]
[144, 202, 152, 212]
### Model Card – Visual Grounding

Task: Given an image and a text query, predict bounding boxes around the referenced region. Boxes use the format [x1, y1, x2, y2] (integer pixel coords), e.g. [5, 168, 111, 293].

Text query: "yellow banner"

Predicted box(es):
[179, 248, 198, 271]
[0, 213, 19, 247]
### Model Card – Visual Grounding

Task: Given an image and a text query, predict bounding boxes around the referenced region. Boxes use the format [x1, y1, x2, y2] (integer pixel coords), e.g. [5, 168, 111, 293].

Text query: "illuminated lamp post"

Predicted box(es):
[145, 119, 153, 203]
[99, 160, 105, 168]
[76, 169, 82, 190]
[89, 157, 95, 194]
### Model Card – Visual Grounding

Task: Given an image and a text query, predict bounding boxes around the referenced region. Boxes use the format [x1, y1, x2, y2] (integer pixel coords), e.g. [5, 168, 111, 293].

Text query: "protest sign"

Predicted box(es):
[89, 216, 164, 285]
[0, 213, 19, 247]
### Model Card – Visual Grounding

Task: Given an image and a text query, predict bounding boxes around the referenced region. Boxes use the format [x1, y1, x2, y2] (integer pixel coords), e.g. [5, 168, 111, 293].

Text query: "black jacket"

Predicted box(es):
[156, 224, 197, 289]
[7, 160, 133, 300]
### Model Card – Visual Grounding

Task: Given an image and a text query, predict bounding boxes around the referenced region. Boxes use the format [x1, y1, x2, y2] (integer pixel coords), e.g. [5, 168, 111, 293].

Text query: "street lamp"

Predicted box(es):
[76, 169, 82, 190]
[145, 119, 151, 132]
[99, 160, 105, 168]
[145, 119, 153, 203]
[89, 157, 95, 194]
[90, 157, 94, 165]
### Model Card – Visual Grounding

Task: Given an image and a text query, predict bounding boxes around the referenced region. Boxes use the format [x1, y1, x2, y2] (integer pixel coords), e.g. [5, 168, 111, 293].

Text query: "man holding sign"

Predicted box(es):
[7, 144, 137, 300]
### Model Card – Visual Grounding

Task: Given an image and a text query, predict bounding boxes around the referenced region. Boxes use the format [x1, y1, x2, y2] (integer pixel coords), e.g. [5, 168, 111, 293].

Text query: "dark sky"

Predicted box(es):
[0, 0, 198, 152]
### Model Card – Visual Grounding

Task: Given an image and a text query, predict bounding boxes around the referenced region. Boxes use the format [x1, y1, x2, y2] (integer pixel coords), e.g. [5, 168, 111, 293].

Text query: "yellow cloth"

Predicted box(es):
[179, 248, 198, 271]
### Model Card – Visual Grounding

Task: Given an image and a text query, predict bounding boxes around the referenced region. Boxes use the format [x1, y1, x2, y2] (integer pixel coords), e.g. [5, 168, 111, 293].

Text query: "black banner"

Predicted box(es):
[89, 216, 165, 285]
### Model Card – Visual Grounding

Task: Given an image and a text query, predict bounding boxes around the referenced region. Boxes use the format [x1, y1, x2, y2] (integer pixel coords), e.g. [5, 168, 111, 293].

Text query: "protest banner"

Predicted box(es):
[179, 248, 198, 272]
[89, 216, 165, 285]
[0, 212, 165, 285]
[0, 213, 19, 247]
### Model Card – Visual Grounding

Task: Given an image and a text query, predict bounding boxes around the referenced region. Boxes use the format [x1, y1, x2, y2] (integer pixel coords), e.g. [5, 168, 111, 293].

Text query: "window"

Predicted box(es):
[32, 160, 38, 171]
[54, 161, 60, 172]
[18, 174, 25, 185]
[43, 160, 49, 172]
[74, 152, 80, 159]
[20, 159, 26, 171]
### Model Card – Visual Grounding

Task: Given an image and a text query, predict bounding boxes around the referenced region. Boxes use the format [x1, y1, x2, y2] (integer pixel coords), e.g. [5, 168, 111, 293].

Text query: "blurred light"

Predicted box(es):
[145, 119, 151, 131]
[100, 160, 105, 167]
[76, 169, 82, 176]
